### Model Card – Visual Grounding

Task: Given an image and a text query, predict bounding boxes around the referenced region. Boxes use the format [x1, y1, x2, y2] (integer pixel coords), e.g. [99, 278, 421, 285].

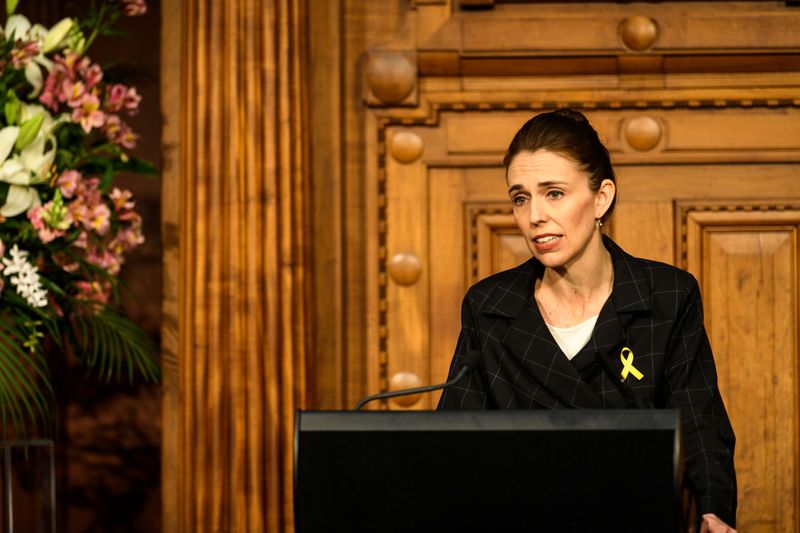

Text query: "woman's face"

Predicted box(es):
[506, 149, 614, 271]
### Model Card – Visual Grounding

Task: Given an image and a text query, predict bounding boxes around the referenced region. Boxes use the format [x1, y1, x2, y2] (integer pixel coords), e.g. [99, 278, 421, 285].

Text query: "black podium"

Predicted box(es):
[295, 410, 686, 533]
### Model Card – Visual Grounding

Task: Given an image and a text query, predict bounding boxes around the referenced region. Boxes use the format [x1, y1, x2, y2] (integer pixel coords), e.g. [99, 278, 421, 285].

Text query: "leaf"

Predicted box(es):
[4, 94, 18, 126]
[116, 156, 158, 177]
[55, 148, 74, 167]
[71, 309, 160, 384]
[101, 160, 114, 190]
[2, 290, 62, 349]
[0, 317, 52, 437]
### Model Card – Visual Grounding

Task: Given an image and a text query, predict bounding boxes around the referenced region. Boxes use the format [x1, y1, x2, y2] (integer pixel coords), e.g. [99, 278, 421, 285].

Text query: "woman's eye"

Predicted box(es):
[546, 190, 563, 200]
[512, 196, 528, 206]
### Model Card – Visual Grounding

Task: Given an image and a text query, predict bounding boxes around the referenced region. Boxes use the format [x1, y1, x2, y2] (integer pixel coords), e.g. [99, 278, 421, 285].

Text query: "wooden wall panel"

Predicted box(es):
[384, 129, 431, 408]
[429, 168, 468, 404]
[683, 208, 800, 532]
[161, 0, 311, 531]
[308, 1, 800, 531]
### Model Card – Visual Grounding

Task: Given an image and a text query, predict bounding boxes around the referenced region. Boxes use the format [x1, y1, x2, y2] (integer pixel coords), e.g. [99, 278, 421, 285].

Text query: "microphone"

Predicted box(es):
[594, 351, 653, 409]
[354, 350, 481, 411]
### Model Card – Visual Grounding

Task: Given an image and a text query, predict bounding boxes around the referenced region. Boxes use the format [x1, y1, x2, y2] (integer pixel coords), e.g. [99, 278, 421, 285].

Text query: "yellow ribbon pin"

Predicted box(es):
[620, 347, 643, 381]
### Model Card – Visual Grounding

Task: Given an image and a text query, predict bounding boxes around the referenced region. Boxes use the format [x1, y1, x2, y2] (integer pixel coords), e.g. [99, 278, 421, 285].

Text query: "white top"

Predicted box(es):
[546, 314, 599, 360]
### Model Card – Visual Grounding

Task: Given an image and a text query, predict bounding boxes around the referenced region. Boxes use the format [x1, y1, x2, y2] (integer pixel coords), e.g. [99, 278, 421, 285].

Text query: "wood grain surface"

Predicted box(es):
[161, 0, 310, 530]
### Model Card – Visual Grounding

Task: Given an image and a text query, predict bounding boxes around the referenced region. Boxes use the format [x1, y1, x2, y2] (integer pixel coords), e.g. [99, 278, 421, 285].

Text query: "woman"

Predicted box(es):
[438, 109, 737, 532]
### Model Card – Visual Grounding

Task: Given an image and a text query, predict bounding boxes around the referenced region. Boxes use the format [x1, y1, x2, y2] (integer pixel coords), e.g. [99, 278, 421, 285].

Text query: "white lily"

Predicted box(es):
[0, 105, 62, 217]
[2, 14, 71, 97]
[0, 184, 40, 218]
[4, 13, 30, 39]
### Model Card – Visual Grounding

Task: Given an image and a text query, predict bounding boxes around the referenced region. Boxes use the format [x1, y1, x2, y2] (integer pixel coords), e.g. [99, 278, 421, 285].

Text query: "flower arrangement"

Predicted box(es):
[0, 0, 157, 435]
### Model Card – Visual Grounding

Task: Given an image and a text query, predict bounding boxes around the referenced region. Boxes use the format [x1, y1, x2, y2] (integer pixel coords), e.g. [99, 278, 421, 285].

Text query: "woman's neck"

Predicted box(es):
[539, 233, 613, 303]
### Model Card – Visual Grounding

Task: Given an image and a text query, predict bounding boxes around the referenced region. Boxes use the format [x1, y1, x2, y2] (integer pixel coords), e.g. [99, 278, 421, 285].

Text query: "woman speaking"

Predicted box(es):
[438, 109, 737, 532]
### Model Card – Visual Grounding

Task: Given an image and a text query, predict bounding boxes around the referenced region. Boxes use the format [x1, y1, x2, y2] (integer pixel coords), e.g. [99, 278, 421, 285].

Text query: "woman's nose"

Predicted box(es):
[529, 199, 547, 226]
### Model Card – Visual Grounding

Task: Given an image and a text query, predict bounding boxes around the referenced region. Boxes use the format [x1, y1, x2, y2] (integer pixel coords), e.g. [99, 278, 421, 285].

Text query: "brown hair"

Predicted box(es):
[503, 108, 616, 222]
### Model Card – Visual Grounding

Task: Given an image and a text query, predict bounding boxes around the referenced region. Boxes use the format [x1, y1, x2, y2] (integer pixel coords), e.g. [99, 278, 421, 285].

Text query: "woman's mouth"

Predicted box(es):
[532, 234, 562, 251]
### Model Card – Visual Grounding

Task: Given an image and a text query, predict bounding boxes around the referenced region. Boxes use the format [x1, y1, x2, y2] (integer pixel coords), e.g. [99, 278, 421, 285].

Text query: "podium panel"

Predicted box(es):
[295, 410, 683, 533]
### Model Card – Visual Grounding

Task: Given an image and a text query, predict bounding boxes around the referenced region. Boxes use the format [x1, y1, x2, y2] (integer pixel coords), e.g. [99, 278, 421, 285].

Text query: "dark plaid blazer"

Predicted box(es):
[438, 236, 737, 526]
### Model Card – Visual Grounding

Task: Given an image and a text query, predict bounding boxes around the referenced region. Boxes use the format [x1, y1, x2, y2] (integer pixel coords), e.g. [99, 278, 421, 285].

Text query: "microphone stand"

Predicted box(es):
[354, 352, 480, 410]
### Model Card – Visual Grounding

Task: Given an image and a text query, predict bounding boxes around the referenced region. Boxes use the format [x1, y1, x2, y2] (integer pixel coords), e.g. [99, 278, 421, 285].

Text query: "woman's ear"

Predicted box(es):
[594, 179, 616, 220]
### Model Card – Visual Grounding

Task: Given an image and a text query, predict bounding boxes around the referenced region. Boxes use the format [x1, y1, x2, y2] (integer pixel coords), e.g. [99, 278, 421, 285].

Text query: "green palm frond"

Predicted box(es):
[0, 315, 52, 436]
[72, 309, 160, 383]
[3, 287, 63, 348]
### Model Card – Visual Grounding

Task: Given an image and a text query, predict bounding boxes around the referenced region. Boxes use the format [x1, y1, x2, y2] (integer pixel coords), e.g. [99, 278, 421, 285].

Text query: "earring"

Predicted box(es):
[597, 219, 603, 229]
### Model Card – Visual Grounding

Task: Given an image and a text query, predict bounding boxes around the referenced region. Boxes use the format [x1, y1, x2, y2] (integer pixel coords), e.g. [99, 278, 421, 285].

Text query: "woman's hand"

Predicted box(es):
[701, 513, 736, 533]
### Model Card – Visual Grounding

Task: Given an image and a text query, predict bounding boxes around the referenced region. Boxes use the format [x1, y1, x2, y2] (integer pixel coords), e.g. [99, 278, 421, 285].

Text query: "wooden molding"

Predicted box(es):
[421, 3, 800, 76]
[676, 200, 800, 269]
[466, 205, 514, 282]
[365, 50, 419, 107]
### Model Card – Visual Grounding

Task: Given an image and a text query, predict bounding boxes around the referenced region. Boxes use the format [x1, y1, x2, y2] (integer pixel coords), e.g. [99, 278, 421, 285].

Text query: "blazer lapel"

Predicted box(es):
[503, 299, 604, 408]
[480, 258, 603, 409]
[580, 236, 653, 381]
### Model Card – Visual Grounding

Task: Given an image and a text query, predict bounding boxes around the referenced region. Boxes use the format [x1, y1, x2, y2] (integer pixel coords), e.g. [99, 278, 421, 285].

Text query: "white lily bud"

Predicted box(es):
[41, 17, 72, 54]
[5, 0, 20, 17]
[15, 113, 44, 151]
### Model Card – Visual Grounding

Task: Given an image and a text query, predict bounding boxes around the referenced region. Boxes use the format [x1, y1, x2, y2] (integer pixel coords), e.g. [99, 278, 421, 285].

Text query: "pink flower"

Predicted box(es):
[69, 177, 103, 228]
[28, 205, 70, 243]
[68, 200, 89, 227]
[59, 52, 82, 79]
[53, 252, 79, 273]
[11, 40, 39, 69]
[57, 169, 81, 199]
[104, 84, 127, 113]
[76, 177, 102, 203]
[104, 84, 140, 114]
[123, 86, 141, 114]
[87, 203, 111, 235]
[63, 79, 88, 108]
[84, 64, 103, 89]
[39, 72, 63, 111]
[118, 209, 141, 224]
[38, 52, 107, 114]
[121, 0, 147, 16]
[71, 92, 105, 133]
[28, 193, 74, 244]
[110, 188, 134, 212]
[73, 231, 89, 249]
[104, 115, 138, 149]
[74, 280, 111, 306]
[109, 226, 144, 254]
[86, 246, 120, 275]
